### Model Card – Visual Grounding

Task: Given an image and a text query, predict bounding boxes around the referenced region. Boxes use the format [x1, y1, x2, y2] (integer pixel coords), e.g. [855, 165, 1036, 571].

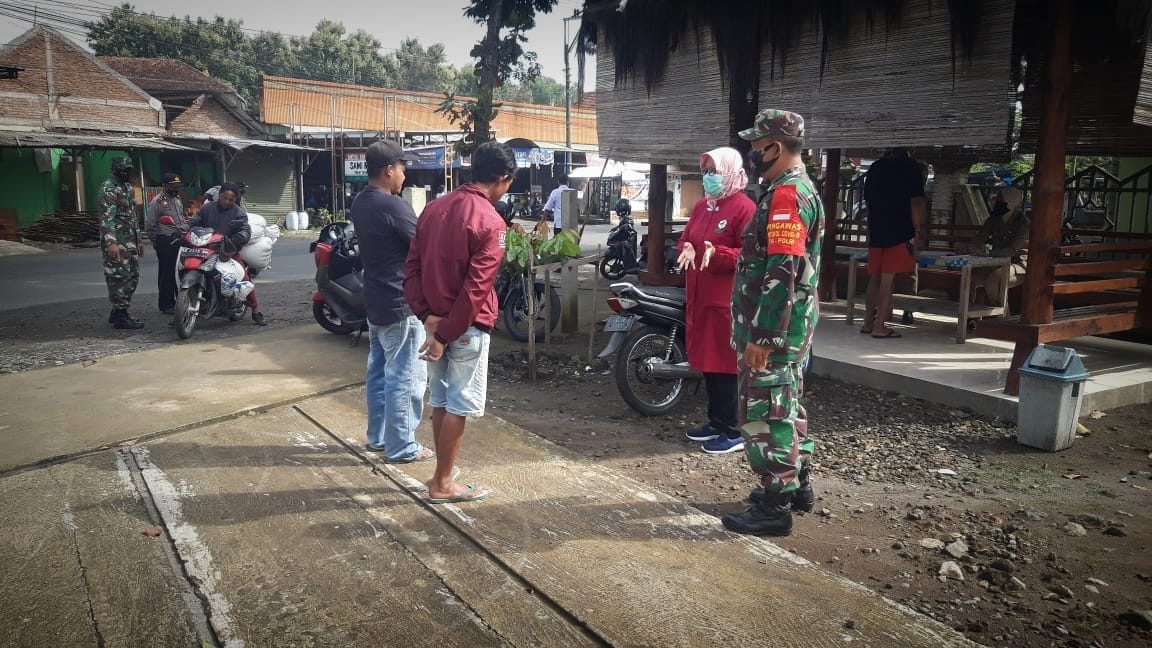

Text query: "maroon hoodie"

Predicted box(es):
[404, 184, 507, 344]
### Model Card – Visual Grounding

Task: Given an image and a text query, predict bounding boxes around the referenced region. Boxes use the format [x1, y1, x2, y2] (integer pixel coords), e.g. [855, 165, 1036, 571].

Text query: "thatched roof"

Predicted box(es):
[582, 0, 1152, 163]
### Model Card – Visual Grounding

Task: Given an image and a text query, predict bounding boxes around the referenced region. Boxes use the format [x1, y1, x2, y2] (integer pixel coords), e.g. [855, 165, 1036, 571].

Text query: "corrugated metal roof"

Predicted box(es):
[0, 131, 195, 151]
[260, 76, 597, 146]
[215, 138, 325, 152]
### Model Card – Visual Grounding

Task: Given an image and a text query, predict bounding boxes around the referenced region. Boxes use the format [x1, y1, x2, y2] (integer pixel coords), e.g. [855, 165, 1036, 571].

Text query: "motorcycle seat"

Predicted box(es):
[624, 285, 686, 307]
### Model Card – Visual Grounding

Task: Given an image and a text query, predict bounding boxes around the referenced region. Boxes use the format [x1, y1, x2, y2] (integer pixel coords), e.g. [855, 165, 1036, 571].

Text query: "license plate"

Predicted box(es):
[604, 315, 638, 333]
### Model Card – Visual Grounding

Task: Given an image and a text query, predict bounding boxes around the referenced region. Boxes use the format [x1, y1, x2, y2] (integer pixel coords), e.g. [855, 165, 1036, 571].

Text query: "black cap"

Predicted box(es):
[161, 172, 182, 185]
[365, 140, 417, 173]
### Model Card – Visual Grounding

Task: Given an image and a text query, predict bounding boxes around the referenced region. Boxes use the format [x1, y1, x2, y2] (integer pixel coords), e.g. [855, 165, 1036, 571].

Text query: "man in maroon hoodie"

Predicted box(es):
[404, 141, 516, 504]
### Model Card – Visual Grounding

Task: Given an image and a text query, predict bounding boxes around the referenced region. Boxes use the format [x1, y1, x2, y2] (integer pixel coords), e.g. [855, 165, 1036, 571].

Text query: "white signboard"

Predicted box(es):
[345, 152, 367, 181]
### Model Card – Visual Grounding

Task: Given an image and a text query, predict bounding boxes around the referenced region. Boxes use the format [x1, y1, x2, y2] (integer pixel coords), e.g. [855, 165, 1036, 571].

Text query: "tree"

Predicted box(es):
[390, 38, 454, 93]
[461, 0, 559, 149]
[289, 20, 396, 87]
[453, 64, 480, 96]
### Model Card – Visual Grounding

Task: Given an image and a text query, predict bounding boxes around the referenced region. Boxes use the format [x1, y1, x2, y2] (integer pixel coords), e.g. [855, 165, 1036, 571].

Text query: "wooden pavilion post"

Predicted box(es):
[640, 164, 668, 283]
[819, 149, 842, 301]
[1009, 0, 1073, 394]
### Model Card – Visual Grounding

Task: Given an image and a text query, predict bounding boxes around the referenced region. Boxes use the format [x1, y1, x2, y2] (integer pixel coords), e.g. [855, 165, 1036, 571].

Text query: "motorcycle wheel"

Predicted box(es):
[174, 286, 200, 340]
[599, 255, 627, 280]
[502, 281, 561, 342]
[614, 324, 692, 416]
[313, 300, 358, 335]
[228, 304, 248, 321]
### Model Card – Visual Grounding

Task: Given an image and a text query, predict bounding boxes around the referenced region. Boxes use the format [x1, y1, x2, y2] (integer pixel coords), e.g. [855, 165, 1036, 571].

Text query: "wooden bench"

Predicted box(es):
[973, 239, 1152, 394]
[833, 220, 1009, 341]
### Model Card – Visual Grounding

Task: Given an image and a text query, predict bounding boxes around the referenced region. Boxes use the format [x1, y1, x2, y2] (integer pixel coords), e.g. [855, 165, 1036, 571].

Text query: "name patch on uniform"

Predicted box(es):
[764, 184, 807, 256]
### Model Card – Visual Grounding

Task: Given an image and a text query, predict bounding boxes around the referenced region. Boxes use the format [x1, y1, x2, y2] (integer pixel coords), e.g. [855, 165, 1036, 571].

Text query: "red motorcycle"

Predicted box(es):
[174, 227, 253, 339]
[310, 222, 366, 335]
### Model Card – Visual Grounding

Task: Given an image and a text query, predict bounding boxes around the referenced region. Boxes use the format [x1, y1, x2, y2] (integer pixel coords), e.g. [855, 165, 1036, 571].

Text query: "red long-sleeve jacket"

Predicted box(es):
[404, 184, 507, 344]
[677, 193, 756, 373]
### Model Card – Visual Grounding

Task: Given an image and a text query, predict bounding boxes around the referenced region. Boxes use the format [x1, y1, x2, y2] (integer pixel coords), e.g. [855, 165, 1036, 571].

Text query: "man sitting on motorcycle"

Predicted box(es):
[188, 181, 266, 325]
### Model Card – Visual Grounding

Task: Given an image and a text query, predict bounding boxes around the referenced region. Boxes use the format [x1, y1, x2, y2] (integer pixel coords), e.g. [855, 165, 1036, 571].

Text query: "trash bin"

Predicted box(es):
[1017, 345, 1090, 452]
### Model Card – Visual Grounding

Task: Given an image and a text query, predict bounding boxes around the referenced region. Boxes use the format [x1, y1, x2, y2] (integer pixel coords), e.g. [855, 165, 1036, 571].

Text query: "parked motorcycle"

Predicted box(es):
[597, 282, 702, 416]
[173, 227, 253, 339]
[599, 199, 640, 279]
[599, 199, 683, 279]
[310, 222, 366, 335]
[496, 268, 561, 342]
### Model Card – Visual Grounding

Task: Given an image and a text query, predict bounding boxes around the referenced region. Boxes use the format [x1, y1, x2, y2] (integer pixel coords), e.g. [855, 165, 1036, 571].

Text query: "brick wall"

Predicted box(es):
[169, 95, 250, 138]
[0, 28, 162, 133]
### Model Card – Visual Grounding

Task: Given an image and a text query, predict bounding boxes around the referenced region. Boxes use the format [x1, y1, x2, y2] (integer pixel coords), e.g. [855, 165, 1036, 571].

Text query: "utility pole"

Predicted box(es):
[562, 10, 582, 174]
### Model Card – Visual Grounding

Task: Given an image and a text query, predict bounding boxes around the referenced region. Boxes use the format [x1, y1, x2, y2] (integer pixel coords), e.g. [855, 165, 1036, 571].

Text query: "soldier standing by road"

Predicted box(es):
[100, 156, 144, 330]
[723, 109, 824, 537]
[145, 172, 186, 315]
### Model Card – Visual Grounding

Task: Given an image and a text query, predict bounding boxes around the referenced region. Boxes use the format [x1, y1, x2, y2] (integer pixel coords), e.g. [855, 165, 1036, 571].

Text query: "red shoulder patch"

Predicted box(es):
[765, 184, 807, 256]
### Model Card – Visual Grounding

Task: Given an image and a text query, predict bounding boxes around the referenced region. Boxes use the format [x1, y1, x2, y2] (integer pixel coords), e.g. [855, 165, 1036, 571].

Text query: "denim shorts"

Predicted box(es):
[427, 326, 490, 417]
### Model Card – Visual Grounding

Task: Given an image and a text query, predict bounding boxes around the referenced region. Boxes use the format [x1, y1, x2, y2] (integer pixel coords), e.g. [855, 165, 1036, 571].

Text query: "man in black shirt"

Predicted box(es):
[861, 148, 926, 338]
[189, 182, 266, 325]
[349, 140, 433, 462]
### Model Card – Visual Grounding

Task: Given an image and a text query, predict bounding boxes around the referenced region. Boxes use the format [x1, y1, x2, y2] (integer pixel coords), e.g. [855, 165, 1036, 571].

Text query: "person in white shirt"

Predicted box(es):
[543, 174, 569, 236]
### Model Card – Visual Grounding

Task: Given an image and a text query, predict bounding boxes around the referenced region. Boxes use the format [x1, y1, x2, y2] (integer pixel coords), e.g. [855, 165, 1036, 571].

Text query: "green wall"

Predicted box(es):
[0, 148, 62, 226]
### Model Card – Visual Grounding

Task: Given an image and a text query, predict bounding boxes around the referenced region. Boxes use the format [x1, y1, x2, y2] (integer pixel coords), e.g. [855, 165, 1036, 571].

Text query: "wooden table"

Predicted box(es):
[840, 247, 1012, 343]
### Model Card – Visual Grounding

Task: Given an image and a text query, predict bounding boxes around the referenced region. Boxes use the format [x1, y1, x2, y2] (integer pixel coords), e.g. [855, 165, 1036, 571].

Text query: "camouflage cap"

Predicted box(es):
[111, 156, 134, 171]
[738, 109, 805, 141]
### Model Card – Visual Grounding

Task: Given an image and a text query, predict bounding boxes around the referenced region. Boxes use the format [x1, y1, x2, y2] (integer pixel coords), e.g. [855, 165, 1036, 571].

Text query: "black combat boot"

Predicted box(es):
[748, 467, 815, 513]
[108, 307, 121, 324]
[112, 309, 144, 330]
[790, 467, 815, 513]
[722, 491, 793, 536]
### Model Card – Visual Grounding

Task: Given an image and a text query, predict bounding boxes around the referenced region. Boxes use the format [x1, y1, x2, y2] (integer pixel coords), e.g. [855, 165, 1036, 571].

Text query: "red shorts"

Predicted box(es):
[868, 241, 916, 275]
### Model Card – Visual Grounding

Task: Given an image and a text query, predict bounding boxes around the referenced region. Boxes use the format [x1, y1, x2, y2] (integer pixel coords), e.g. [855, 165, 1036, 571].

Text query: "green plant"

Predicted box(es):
[315, 208, 334, 228]
[503, 227, 580, 274]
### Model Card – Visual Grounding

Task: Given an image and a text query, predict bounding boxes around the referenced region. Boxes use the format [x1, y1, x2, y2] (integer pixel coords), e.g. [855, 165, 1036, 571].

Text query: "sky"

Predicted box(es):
[0, 0, 596, 89]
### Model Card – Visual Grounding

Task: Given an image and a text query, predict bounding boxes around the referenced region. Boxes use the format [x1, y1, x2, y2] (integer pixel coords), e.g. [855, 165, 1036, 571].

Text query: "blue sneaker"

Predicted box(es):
[685, 424, 719, 442]
[701, 435, 745, 454]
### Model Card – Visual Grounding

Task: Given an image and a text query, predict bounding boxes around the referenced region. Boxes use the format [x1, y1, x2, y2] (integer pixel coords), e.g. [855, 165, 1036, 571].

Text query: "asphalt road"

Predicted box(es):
[0, 225, 613, 313]
[0, 238, 316, 312]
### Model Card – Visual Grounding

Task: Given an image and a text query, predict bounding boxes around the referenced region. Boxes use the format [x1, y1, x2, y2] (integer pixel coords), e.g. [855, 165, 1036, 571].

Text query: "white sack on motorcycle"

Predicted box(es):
[216, 258, 255, 300]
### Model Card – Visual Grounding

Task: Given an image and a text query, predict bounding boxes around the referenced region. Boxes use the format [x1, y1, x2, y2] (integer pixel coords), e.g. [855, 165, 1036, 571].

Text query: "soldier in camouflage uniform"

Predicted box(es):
[722, 109, 824, 536]
[100, 157, 144, 329]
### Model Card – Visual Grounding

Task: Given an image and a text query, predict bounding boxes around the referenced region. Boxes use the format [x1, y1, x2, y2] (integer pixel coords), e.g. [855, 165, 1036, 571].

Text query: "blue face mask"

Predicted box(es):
[702, 173, 724, 197]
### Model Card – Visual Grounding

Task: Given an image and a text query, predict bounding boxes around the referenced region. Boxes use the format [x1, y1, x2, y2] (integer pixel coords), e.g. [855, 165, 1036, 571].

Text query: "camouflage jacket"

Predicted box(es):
[99, 177, 138, 251]
[731, 164, 825, 363]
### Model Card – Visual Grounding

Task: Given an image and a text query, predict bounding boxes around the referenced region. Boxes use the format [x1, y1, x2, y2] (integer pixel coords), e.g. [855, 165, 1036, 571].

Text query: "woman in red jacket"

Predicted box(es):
[677, 147, 756, 454]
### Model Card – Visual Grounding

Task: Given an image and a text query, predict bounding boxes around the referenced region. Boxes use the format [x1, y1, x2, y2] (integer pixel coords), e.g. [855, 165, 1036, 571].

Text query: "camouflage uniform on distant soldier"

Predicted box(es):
[100, 156, 144, 329]
[723, 109, 824, 537]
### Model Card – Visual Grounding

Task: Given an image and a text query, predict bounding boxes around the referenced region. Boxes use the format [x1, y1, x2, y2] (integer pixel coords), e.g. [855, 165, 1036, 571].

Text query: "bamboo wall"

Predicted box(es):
[594, 27, 729, 166]
[756, 0, 1016, 153]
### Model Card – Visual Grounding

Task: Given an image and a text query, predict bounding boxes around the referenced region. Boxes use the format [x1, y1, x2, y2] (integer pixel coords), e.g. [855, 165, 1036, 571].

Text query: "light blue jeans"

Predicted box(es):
[365, 317, 427, 461]
[427, 326, 490, 418]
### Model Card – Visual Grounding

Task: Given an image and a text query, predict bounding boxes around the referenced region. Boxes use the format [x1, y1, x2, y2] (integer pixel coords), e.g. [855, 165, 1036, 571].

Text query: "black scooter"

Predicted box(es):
[598, 282, 702, 416]
[310, 222, 366, 335]
[599, 199, 640, 279]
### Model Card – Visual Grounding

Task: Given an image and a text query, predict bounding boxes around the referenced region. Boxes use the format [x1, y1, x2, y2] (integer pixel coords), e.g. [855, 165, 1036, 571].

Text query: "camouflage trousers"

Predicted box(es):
[739, 361, 812, 494]
[103, 254, 140, 309]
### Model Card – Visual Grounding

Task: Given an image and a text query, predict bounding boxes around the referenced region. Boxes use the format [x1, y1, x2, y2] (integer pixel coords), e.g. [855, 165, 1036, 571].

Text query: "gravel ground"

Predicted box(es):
[3, 284, 1149, 647]
[0, 278, 318, 374]
[485, 338, 1152, 648]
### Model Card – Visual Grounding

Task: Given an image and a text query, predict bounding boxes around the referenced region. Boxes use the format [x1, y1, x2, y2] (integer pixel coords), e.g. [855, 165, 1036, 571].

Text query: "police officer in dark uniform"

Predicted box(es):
[145, 172, 186, 315]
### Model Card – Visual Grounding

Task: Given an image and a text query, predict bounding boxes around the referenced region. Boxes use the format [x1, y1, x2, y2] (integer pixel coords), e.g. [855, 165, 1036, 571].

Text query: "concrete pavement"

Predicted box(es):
[0, 324, 979, 647]
[0, 325, 368, 472]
